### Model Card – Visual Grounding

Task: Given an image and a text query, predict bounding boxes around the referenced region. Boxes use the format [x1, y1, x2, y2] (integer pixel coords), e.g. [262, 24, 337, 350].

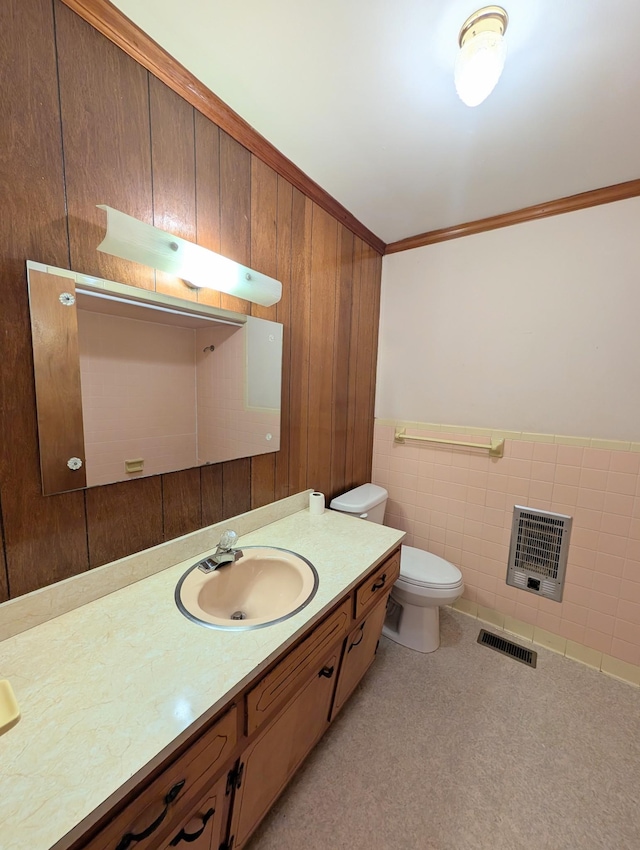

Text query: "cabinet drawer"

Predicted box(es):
[83, 706, 238, 850]
[246, 598, 351, 735]
[354, 549, 400, 620]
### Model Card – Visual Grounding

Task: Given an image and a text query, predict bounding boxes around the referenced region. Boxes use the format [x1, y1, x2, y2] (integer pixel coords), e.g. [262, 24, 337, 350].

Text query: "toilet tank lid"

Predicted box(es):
[401, 545, 463, 587]
[329, 483, 388, 513]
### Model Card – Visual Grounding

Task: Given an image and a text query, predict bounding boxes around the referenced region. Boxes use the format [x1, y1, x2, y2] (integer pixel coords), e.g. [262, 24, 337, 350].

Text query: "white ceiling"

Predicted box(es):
[112, 0, 640, 244]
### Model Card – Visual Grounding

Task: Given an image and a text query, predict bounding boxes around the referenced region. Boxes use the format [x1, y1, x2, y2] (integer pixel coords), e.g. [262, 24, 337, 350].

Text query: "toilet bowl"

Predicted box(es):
[329, 484, 464, 653]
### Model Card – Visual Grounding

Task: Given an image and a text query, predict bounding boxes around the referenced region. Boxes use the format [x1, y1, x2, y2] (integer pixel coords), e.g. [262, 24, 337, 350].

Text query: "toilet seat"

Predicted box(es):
[398, 545, 463, 590]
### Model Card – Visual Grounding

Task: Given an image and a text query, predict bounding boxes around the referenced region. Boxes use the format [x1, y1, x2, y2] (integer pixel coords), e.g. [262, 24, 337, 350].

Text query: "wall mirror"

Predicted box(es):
[27, 262, 283, 496]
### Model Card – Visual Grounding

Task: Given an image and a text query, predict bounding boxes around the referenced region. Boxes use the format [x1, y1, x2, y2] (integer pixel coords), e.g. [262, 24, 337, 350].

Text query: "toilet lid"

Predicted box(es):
[399, 545, 463, 589]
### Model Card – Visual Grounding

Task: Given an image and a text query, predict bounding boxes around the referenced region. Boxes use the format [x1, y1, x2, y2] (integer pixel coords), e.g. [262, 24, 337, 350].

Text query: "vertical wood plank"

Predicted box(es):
[288, 189, 313, 493]
[149, 75, 197, 302]
[0, 0, 89, 599]
[85, 478, 164, 567]
[351, 240, 379, 485]
[222, 459, 251, 519]
[55, 1, 154, 288]
[163, 468, 202, 538]
[274, 177, 293, 501]
[219, 131, 251, 315]
[345, 238, 364, 490]
[201, 464, 223, 526]
[330, 226, 355, 499]
[307, 205, 338, 496]
[249, 157, 278, 508]
[194, 113, 222, 309]
[148, 76, 203, 539]
[364, 250, 382, 483]
[250, 157, 278, 321]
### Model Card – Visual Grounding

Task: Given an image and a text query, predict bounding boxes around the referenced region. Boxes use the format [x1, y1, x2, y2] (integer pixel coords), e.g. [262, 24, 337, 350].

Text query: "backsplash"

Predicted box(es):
[372, 421, 640, 667]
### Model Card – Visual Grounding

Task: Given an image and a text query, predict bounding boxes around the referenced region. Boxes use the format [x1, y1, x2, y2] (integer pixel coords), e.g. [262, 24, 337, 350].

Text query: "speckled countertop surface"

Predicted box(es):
[0, 508, 403, 850]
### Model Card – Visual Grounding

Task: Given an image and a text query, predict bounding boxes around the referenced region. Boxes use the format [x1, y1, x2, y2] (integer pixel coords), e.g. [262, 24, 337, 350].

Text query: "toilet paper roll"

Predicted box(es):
[309, 491, 325, 515]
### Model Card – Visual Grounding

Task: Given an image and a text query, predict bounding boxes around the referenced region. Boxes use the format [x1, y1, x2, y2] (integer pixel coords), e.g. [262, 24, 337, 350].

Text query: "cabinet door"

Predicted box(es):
[160, 772, 229, 850]
[229, 649, 340, 849]
[331, 593, 389, 719]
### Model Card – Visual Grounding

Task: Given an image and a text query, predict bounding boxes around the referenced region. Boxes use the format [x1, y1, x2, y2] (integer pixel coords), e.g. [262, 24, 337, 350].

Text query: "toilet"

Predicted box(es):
[329, 483, 464, 653]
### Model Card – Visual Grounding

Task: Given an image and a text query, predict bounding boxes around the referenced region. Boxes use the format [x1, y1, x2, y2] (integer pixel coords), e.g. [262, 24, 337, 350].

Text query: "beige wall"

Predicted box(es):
[374, 197, 640, 669]
[376, 196, 640, 442]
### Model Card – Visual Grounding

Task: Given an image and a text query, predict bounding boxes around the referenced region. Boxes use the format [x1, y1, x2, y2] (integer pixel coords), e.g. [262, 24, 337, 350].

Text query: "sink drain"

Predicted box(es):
[230, 611, 247, 621]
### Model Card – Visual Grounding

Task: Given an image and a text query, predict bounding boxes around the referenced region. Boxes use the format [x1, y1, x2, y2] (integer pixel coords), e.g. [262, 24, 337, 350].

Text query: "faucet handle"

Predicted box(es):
[218, 530, 238, 550]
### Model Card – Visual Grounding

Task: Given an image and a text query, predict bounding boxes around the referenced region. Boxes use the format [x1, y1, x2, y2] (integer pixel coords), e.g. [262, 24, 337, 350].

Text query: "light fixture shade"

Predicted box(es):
[96, 205, 282, 307]
[455, 29, 507, 107]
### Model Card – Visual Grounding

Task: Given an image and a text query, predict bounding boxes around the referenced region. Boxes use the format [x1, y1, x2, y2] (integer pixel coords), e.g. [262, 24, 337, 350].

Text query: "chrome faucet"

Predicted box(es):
[197, 530, 244, 573]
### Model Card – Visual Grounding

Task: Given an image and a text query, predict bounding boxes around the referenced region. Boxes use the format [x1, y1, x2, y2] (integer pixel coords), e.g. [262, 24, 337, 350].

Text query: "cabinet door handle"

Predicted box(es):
[348, 622, 366, 652]
[115, 779, 185, 850]
[169, 807, 215, 845]
[318, 665, 335, 678]
[371, 573, 387, 592]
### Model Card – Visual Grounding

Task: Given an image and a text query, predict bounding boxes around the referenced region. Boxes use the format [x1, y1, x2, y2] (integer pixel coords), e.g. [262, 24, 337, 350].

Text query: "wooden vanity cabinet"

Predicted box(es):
[75, 547, 400, 850]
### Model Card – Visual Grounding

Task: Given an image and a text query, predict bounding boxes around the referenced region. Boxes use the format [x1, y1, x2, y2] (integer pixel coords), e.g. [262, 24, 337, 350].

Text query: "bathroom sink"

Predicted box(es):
[175, 546, 319, 630]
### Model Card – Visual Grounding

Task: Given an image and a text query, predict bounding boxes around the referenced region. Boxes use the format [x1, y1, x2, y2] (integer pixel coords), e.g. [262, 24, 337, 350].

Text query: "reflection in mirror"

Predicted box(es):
[27, 262, 282, 496]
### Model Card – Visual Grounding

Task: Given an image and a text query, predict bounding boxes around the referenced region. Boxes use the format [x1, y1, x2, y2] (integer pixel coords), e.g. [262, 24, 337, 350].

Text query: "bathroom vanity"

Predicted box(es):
[0, 501, 403, 850]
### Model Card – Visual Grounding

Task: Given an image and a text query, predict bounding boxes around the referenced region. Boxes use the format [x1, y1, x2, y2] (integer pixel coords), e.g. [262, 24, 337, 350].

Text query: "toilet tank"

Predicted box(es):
[329, 483, 388, 524]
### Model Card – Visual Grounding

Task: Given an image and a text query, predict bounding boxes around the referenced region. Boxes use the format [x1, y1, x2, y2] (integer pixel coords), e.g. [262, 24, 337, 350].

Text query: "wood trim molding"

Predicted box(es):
[58, 0, 386, 255]
[385, 178, 640, 254]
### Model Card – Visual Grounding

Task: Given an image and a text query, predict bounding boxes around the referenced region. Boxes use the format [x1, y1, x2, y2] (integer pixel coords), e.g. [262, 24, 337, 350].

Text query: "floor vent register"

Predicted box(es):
[477, 629, 537, 668]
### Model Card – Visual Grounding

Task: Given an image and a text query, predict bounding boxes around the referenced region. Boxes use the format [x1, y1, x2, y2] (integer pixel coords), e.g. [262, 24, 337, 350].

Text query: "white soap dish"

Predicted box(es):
[0, 679, 20, 735]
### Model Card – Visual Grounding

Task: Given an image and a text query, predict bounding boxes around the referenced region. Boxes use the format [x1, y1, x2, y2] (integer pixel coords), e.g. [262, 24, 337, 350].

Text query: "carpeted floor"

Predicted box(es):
[247, 608, 640, 850]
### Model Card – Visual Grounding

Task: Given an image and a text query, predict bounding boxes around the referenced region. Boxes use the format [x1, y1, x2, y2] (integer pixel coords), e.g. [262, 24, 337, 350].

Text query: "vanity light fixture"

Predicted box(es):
[454, 6, 508, 107]
[96, 205, 282, 307]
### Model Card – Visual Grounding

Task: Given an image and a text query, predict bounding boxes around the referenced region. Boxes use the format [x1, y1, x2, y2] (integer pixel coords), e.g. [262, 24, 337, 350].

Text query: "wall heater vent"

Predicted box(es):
[506, 506, 572, 602]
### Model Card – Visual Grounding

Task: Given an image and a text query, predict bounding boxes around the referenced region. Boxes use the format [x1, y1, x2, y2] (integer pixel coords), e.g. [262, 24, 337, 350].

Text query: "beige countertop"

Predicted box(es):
[0, 506, 404, 850]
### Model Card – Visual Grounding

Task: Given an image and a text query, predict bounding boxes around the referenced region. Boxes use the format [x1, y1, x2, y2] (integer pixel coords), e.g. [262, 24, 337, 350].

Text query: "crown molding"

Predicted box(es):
[59, 0, 386, 255]
[385, 178, 640, 254]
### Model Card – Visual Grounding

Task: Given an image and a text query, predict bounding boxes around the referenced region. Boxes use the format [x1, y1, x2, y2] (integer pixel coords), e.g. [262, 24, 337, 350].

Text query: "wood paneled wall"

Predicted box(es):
[0, 0, 381, 600]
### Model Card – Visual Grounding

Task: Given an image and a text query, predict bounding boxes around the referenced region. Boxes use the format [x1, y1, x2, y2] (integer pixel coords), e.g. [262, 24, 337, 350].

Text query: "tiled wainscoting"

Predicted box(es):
[372, 420, 640, 675]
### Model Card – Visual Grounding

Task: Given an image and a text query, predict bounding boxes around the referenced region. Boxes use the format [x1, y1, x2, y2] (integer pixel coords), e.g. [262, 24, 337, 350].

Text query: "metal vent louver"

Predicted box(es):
[477, 629, 537, 667]
[506, 506, 572, 602]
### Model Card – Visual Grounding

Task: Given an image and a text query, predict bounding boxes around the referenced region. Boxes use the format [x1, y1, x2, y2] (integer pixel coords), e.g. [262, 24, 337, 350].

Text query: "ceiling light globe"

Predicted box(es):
[454, 30, 507, 107]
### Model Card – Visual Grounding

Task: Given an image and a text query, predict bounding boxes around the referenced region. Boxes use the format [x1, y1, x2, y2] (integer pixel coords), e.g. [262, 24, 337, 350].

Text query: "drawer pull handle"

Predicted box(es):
[348, 623, 366, 652]
[170, 807, 215, 845]
[371, 573, 387, 592]
[115, 779, 185, 850]
[318, 665, 335, 678]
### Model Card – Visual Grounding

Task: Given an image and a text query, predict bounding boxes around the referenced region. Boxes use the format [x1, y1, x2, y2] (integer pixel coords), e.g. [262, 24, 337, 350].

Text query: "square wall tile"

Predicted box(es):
[503, 616, 534, 642]
[452, 597, 478, 617]
[565, 640, 602, 670]
[477, 605, 505, 629]
[600, 654, 640, 686]
[533, 626, 566, 655]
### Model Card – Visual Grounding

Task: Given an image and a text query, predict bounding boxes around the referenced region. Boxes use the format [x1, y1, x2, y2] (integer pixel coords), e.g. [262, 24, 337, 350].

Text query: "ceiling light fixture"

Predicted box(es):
[454, 6, 508, 108]
[96, 205, 282, 307]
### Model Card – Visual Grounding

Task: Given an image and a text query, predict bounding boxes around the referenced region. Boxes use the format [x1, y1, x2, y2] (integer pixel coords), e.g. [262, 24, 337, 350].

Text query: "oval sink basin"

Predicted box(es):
[175, 546, 319, 630]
